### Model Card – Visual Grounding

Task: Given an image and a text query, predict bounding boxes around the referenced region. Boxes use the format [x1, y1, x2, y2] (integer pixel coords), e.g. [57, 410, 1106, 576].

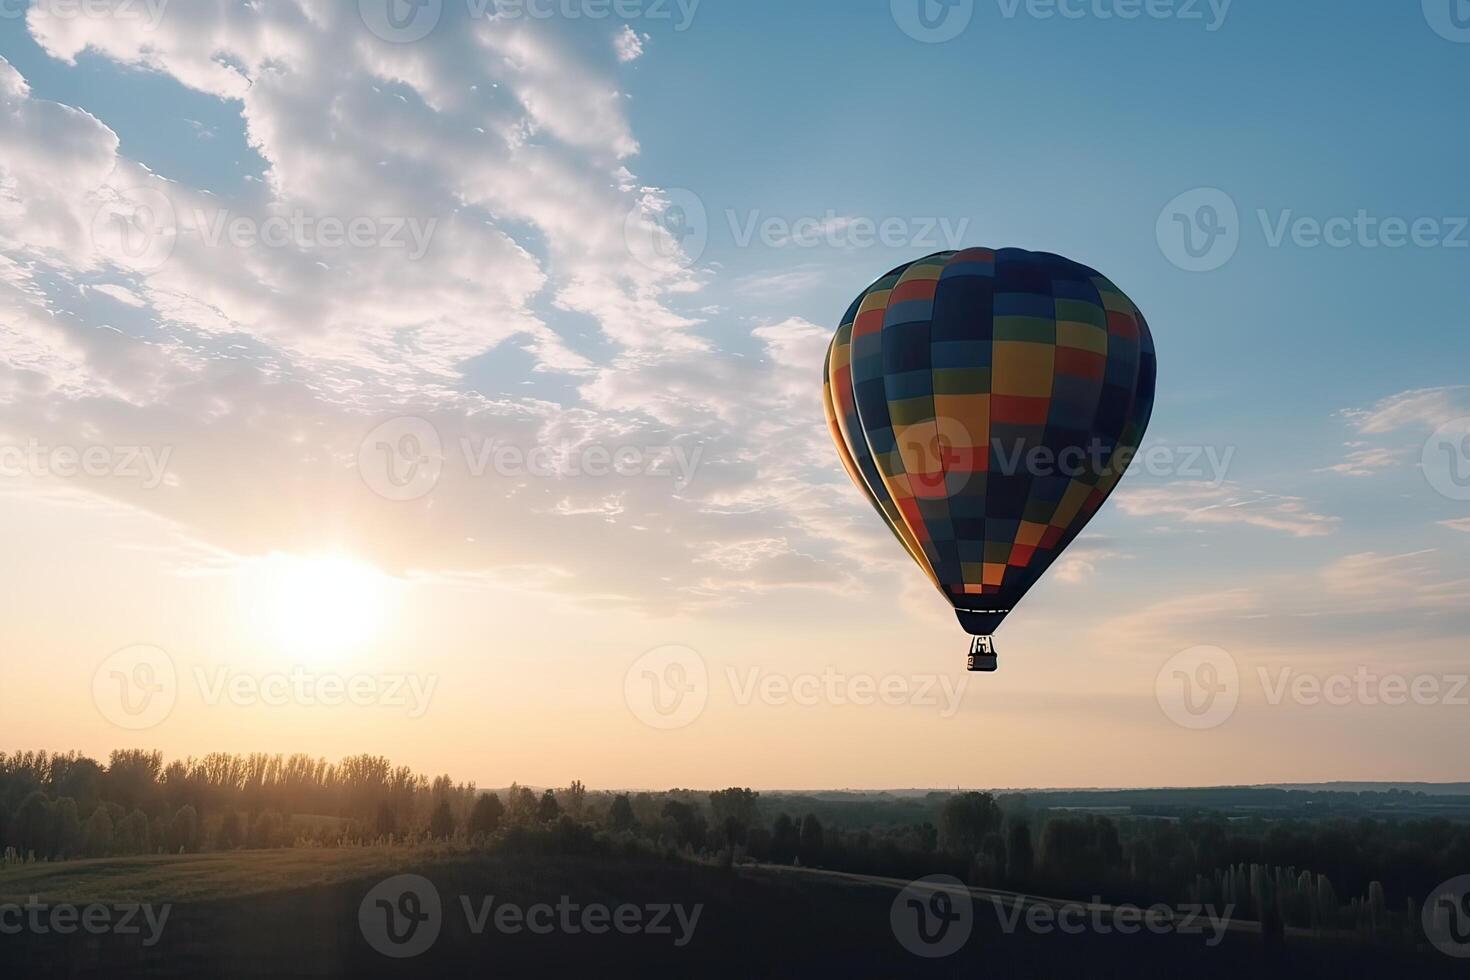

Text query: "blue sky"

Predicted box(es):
[1, 1, 1468, 786]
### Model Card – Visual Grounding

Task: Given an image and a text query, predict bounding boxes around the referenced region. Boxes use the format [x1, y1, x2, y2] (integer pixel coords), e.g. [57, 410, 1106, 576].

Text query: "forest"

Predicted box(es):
[4, 749, 1468, 952]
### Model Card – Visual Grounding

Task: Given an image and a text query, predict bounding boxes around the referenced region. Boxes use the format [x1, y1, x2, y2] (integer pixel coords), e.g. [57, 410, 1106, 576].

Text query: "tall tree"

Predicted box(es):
[939, 792, 1001, 856]
[13, 791, 53, 858]
[709, 788, 759, 849]
[82, 805, 114, 857]
[661, 800, 706, 849]
[429, 800, 455, 840]
[1006, 818, 1034, 884]
[798, 814, 824, 865]
[562, 781, 586, 819]
[52, 797, 82, 859]
[216, 811, 242, 850]
[606, 794, 636, 833]
[468, 793, 504, 838]
[171, 805, 201, 853]
[770, 813, 798, 864]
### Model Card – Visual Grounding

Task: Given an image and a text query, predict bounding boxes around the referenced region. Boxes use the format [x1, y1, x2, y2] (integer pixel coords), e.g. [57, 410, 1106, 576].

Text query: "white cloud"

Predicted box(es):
[614, 26, 646, 63]
[1097, 587, 1260, 645]
[0, 8, 894, 619]
[1318, 550, 1470, 613]
[1315, 442, 1407, 477]
[695, 537, 793, 572]
[1096, 549, 1470, 650]
[734, 265, 829, 298]
[1115, 482, 1338, 537]
[1325, 386, 1470, 483]
[1052, 538, 1126, 583]
[1342, 386, 1470, 435]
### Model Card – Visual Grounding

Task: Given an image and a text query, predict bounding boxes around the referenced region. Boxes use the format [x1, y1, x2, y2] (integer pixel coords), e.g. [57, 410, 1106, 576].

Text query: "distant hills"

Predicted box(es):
[727, 783, 1470, 797]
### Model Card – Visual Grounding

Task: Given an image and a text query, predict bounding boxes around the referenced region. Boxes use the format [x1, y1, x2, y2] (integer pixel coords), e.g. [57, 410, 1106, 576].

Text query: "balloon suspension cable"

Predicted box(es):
[967, 635, 998, 673]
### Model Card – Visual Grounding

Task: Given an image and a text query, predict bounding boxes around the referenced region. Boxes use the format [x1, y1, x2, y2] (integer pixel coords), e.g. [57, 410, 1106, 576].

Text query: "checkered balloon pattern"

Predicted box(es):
[823, 248, 1157, 637]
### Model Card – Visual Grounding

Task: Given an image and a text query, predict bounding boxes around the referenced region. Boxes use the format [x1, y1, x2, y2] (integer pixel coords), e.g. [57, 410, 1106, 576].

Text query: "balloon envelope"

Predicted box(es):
[824, 248, 1156, 637]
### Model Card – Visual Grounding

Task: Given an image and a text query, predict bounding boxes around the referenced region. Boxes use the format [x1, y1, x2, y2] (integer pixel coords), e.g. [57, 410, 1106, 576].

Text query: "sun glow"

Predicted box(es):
[243, 554, 396, 662]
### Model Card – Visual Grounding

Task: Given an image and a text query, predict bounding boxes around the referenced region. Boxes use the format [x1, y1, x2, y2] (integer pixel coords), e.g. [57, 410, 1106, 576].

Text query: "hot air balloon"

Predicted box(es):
[823, 249, 1156, 672]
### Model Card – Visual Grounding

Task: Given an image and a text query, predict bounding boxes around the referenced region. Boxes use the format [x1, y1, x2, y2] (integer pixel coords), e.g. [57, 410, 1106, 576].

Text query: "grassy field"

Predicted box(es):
[0, 845, 470, 905]
[1, 848, 1462, 978]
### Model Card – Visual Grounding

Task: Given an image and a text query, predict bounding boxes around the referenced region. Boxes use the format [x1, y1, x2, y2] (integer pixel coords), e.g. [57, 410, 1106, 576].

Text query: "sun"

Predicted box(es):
[248, 554, 396, 663]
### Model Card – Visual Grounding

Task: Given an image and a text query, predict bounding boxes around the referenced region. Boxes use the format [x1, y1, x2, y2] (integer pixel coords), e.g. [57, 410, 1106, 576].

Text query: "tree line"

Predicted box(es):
[4, 751, 1467, 951]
